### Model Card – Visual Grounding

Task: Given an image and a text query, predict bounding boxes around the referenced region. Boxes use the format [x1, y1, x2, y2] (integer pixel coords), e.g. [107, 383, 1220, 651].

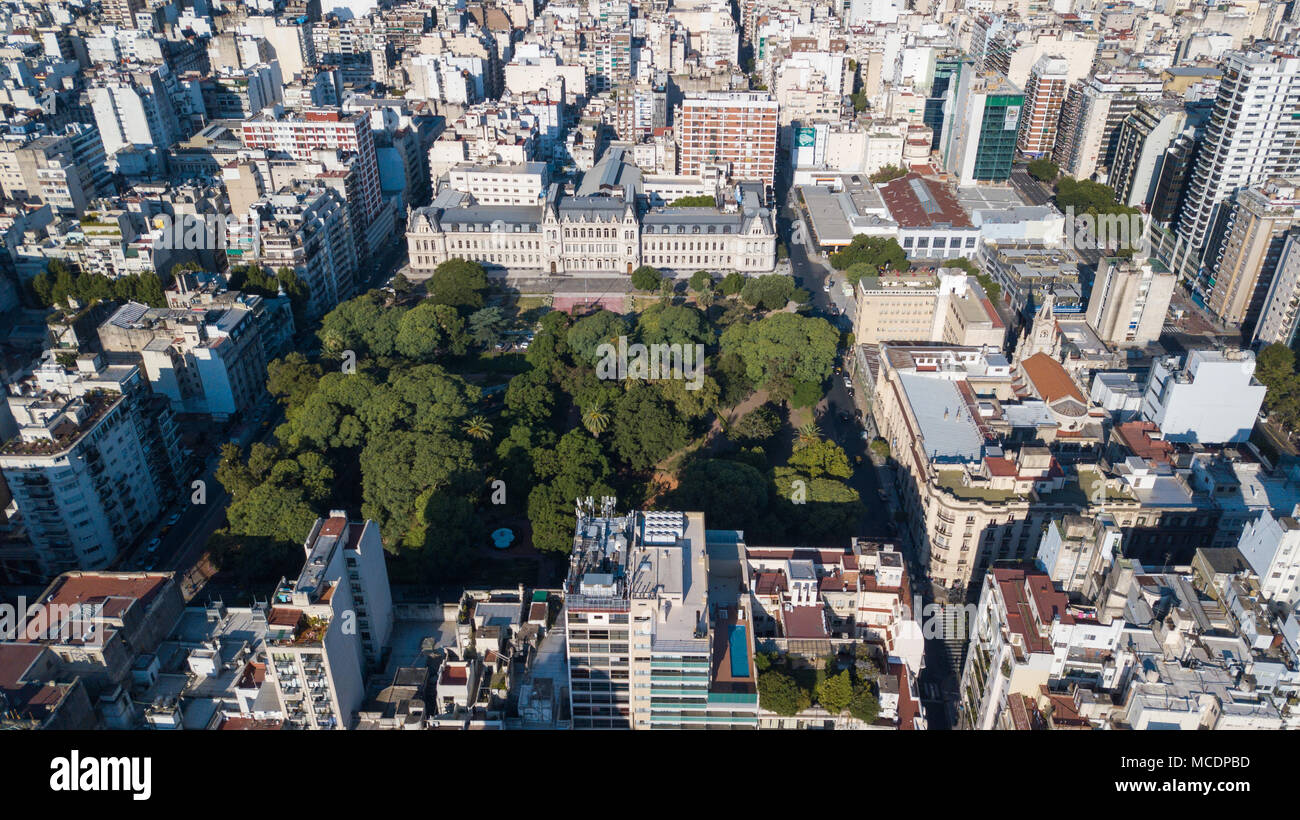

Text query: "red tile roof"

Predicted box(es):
[19, 572, 170, 640]
[890, 661, 921, 730]
[1113, 421, 1174, 465]
[879, 173, 973, 228]
[1020, 353, 1084, 404]
[0, 643, 46, 689]
[782, 605, 827, 639]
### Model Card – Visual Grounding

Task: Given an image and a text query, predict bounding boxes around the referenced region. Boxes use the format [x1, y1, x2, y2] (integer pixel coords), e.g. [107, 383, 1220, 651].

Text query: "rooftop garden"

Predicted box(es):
[934, 469, 1021, 503]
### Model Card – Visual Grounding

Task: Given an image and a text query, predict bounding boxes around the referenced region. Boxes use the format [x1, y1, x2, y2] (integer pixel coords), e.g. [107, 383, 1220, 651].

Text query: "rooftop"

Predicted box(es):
[898, 373, 985, 463]
[879, 173, 973, 229]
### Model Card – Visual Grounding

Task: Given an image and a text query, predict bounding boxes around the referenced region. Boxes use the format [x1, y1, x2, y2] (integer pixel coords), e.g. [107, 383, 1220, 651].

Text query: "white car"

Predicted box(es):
[843, 375, 854, 390]
[823, 279, 833, 292]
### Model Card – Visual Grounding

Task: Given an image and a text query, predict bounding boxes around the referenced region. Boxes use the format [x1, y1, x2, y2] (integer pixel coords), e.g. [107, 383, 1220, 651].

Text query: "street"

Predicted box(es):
[1009, 167, 1053, 206]
[777, 167, 958, 728]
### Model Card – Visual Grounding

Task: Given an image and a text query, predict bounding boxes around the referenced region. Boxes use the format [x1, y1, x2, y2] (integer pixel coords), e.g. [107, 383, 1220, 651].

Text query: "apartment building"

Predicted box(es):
[959, 567, 1127, 730]
[678, 92, 779, 191]
[1052, 71, 1163, 181]
[96, 301, 268, 421]
[1253, 231, 1300, 347]
[1236, 511, 1300, 608]
[252, 185, 358, 320]
[941, 71, 1023, 186]
[1017, 55, 1069, 158]
[1037, 513, 1123, 600]
[445, 162, 549, 206]
[854, 270, 1005, 348]
[0, 134, 96, 216]
[165, 271, 296, 364]
[1140, 348, 1267, 445]
[263, 513, 394, 730]
[240, 109, 388, 257]
[1204, 177, 1300, 335]
[1176, 49, 1300, 263]
[1109, 98, 1187, 210]
[89, 65, 187, 157]
[0, 644, 96, 729]
[978, 241, 1084, 321]
[1085, 255, 1177, 347]
[0, 356, 182, 575]
[563, 502, 760, 729]
[871, 348, 1121, 595]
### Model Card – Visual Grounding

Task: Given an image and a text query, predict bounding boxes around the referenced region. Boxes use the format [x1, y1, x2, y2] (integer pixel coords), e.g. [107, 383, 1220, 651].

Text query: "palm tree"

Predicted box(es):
[583, 404, 611, 437]
[463, 415, 492, 441]
[794, 422, 821, 449]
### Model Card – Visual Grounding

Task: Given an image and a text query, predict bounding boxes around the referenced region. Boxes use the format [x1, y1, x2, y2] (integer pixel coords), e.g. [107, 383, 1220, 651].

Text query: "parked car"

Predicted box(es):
[146, 537, 162, 553]
[843, 375, 853, 390]
[823, 278, 834, 292]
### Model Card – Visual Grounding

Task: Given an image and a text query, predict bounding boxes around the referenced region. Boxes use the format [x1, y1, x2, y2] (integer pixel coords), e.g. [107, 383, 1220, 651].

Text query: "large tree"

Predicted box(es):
[318, 293, 407, 358]
[671, 458, 770, 529]
[395, 302, 468, 359]
[360, 430, 480, 546]
[740, 274, 796, 311]
[429, 259, 489, 310]
[610, 385, 690, 471]
[528, 429, 616, 551]
[567, 310, 630, 366]
[830, 235, 909, 273]
[721, 312, 839, 387]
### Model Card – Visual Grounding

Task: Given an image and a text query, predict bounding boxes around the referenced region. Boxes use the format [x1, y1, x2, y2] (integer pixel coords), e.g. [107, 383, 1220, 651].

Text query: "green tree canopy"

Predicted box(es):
[631, 265, 662, 290]
[610, 385, 690, 471]
[830, 235, 909, 272]
[816, 670, 854, 714]
[740, 274, 796, 311]
[759, 670, 811, 716]
[1027, 158, 1059, 182]
[567, 310, 630, 365]
[721, 312, 839, 387]
[429, 259, 489, 310]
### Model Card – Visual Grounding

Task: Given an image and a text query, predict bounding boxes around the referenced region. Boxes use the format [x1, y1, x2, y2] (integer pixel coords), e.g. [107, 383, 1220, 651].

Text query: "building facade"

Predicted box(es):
[407, 184, 776, 276]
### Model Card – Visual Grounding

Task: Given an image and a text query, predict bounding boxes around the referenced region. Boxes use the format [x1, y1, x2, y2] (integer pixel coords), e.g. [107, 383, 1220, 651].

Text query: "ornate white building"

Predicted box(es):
[406, 183, 776, 277]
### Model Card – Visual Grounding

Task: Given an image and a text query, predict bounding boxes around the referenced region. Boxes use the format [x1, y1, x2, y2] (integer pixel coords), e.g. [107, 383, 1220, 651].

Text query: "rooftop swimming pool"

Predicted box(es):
[729, 624, 749, 678]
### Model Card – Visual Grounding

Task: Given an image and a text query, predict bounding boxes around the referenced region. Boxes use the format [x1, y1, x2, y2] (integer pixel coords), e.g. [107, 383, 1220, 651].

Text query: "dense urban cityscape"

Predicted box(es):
[0, 0, 1296, 767]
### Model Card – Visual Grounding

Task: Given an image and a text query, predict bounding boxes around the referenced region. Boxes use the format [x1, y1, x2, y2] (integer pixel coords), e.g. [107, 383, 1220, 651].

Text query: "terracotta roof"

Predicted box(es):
[19, 572, 170, 640]
[1113, 421, 1174, 465]
[990, 568, 1073, 655]
[1020, 353, 1084, 404]
[219, 716, 284, 730]
[319, 516, 347, 538]
[754, 571, 788, 596]
[890, 661, 921, 730]
[0, 643, 46, 689]
[879, 173, 973, 228]
[268, 606, 302, 627]
[781, 604, 827, 639]
[985, 456, 1018, 477]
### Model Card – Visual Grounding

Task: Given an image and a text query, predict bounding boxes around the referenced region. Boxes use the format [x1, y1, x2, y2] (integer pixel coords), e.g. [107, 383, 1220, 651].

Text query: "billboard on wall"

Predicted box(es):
[792, 124, 827, 168]
[1004, 105, 1021, 131]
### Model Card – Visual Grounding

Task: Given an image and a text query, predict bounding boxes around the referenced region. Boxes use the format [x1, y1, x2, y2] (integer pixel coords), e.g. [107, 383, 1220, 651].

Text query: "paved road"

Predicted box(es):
[1009, 168, 1053, 207]
[776, 164, 957, 727]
